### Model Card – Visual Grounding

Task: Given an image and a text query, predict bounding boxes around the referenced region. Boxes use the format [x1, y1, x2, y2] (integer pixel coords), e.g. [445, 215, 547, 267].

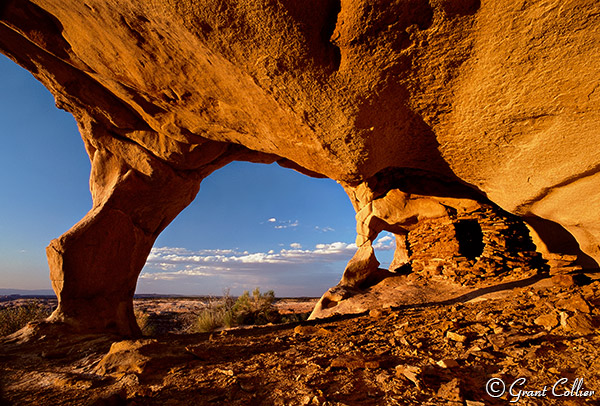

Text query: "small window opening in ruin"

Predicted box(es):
[454, 220, 484, 259]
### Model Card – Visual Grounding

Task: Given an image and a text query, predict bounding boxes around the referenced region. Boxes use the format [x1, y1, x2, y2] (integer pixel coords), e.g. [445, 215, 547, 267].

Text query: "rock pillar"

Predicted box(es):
[45, 133, 202, 335]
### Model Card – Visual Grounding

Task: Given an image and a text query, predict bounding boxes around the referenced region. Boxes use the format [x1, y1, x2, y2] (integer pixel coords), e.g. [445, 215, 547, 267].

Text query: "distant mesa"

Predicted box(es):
[0, 0, 598, 335]
[0, 289, 56, 297]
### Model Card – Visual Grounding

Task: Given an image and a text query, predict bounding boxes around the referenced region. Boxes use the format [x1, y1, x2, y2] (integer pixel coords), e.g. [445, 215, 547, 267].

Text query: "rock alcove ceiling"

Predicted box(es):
[0, 0, 599, 335]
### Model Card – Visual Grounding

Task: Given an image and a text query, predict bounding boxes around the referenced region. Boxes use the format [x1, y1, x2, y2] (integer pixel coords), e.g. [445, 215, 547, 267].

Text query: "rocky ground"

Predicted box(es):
[1, 272, 600, 406]
[0, 297, 318, 336]
[132, 297, 317, 335]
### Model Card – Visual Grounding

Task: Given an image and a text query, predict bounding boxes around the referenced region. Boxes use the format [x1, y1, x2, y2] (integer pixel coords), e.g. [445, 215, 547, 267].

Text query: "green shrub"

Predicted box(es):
[0, 302, 52, 336]
[189, 288, 281, 333]
[193, 306, 229, 333]
[229, 288, 281, 326]
[189, 291, 236, 333]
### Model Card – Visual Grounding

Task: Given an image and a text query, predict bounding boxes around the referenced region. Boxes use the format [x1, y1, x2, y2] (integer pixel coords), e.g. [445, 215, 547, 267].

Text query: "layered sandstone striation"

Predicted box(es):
[0, 0, 598, 334]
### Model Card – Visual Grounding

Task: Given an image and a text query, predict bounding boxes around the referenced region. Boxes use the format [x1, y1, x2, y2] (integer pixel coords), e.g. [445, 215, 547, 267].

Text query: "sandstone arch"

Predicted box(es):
[1, 0, 599, 334]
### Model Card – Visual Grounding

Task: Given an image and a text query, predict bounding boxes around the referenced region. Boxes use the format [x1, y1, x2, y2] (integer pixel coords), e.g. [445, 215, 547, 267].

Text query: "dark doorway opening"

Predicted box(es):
[455, 220, 484, 259]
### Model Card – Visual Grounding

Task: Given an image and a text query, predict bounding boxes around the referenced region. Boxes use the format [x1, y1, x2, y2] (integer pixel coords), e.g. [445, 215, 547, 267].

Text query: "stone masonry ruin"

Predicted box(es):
[336, 169, 548, 287]
[404, 204, 547, 286]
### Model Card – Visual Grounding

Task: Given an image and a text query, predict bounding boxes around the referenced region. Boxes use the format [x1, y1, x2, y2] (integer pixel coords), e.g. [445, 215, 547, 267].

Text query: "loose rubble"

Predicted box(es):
[1, 273, 599, 405]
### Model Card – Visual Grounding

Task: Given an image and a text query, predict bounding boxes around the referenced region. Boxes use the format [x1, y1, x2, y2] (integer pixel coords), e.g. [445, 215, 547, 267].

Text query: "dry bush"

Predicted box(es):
[189, 291, 236, 333]
[135, 309, 158, 336]
[193, 306, 228, 333]
[0, 302, 52, 336]
[189, 288, 281, 333]
[229, 288, 281, 326]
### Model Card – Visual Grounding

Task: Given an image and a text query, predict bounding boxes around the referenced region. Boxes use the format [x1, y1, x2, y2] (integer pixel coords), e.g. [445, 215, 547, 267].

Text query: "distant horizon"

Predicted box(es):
[0, 54, 394, 298]
[0, 287, 321, 299]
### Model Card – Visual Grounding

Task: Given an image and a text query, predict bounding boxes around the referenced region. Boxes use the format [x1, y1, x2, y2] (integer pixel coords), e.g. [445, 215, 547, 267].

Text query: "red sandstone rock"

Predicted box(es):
[534, 313, 559, 331]
[0, 0, 599, 333]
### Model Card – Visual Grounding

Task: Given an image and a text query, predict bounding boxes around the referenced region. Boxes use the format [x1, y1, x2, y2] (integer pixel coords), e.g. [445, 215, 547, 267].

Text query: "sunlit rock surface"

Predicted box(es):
[0, 0, 598, 333]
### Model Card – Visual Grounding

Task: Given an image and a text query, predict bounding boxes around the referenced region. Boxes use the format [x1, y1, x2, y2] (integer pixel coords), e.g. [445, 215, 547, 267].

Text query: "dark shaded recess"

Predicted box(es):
[353, 77, 471, 186]
[363, 166, 489, 203]
[524, 215, 599, 269]
[0, 0, 72, 61]
[392, 262, 413, 275]
[277, 158, 328, 179]
[90, 393, 127, 406]
[454, 219, 484, 259]
[280, 0, 341, 72]
[388, 271, 590, 314]
[320, 0, 342, 71]
[438, 0, 481, 16]
[358, 268, 398, 290]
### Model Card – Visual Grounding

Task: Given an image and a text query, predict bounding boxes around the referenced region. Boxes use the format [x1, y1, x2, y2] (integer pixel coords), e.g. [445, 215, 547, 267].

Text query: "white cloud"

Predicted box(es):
[373, 233, 396, 250]
[142, 241, 358, 281]
[377, 235, 394, 243]
[315, 226, 335, 232]
[274, 220, 299, 229]
[265, 218, 299, 229]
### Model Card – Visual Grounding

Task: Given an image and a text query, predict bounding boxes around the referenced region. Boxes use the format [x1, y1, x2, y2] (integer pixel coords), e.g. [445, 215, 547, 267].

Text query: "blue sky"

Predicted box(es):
[0, 54, 394, 297]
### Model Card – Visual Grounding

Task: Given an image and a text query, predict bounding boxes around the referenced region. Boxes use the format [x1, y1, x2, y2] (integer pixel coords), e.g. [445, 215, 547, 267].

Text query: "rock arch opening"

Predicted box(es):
[137, 161, 357, 298]
[0, 55, 91, 295]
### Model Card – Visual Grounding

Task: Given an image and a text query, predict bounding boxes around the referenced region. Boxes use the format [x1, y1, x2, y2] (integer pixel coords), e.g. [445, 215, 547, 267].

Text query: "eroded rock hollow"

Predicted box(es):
[1, 0, 598, 334]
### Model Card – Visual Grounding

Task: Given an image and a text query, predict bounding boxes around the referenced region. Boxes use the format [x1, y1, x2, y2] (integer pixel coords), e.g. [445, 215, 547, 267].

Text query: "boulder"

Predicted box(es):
[339, 243, 381, 288]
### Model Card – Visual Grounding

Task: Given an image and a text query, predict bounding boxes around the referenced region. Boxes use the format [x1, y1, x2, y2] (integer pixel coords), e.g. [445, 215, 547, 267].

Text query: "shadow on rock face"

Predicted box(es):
[362, 166, 487, 201]
[354, 80, 465, 184]
[279, 0, 342, 72]
[437, 0, 481, 16]
[310, 269, 554, 320]
[524, 215, 599, 269]
[0, 0, 73, 60]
